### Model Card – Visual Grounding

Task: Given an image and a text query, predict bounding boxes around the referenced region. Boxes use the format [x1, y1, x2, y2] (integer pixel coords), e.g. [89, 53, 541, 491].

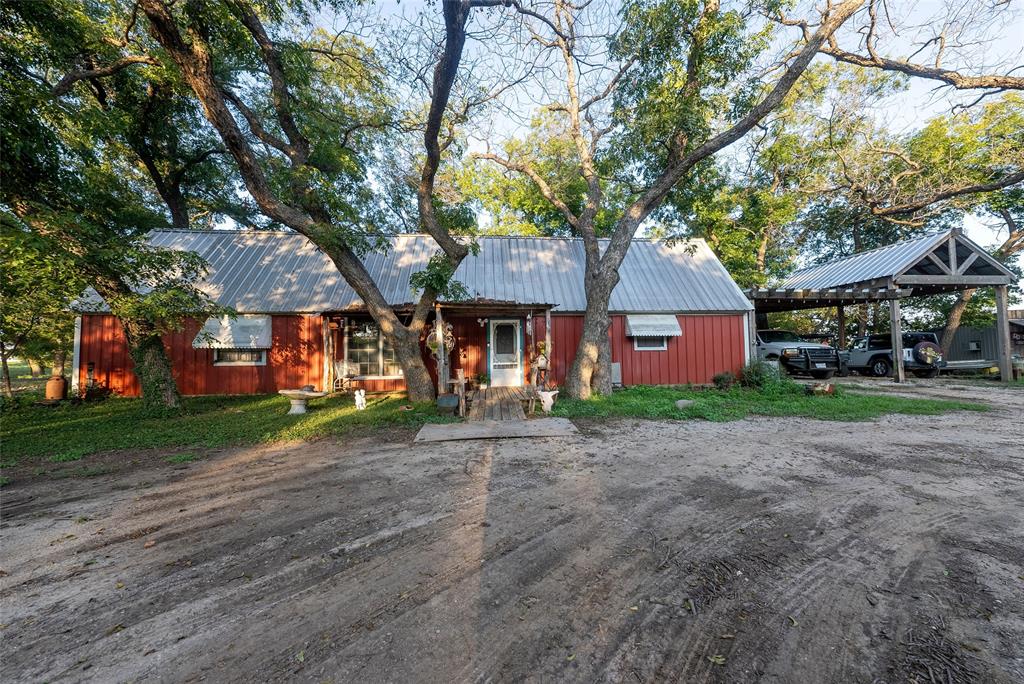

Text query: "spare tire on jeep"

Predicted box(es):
[913, 341, 943, 365]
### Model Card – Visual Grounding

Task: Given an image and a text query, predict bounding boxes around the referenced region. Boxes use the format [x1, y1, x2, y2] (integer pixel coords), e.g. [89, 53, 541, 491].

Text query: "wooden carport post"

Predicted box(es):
[837, 305, 846, 349]
[889, 297, 905, 383]
[995, 284, 1013, 383]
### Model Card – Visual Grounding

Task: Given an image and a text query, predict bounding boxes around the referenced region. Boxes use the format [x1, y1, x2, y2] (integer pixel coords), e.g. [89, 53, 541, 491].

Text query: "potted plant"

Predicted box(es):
[476, 373, 489, 390]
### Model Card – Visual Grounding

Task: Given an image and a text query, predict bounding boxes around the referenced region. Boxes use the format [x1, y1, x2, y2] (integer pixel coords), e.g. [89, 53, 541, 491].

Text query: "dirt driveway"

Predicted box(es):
[2, 382, 1022, 682]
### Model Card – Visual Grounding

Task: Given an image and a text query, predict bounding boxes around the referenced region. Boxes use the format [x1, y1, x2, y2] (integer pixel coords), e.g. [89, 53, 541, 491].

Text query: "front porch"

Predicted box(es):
[319, 301, 556, 398]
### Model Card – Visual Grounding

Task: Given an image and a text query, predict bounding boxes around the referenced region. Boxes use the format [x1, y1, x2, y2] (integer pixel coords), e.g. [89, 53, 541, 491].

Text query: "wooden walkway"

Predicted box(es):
[467, 386, 529, 422]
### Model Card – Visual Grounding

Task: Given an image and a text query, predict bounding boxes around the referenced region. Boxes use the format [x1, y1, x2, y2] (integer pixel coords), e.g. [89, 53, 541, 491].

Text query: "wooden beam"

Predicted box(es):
[995, 285, 1013, 383]
[897, 275, 1011, 286]
[955, 252, 979, 275]
[434, 303, 447, 395]
[948, 235, 958, 274]
[544, 308, 552, 384]
[837, 305, 847, 349]
[926, 252, 952, 275]
[890, 299, 905, 383]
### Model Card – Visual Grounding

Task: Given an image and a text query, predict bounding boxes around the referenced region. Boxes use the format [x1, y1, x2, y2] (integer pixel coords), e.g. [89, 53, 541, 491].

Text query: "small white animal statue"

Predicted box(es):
[537, 389, 559, 413]
[354, 389, 367, 410]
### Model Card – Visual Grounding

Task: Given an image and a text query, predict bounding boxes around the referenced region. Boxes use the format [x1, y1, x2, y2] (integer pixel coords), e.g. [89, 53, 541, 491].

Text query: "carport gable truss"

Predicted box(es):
[745, 228, 1016, 383]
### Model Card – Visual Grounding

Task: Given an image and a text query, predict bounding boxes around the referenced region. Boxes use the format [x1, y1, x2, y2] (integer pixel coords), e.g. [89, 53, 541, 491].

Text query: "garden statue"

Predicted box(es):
[537, 389, 558, 413]
[354, 389, 366, 410]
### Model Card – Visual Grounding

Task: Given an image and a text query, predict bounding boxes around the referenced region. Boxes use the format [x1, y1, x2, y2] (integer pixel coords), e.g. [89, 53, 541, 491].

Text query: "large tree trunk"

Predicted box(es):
[941, 288, 975, 352]
[564, 276, 617, 399]
[0, 346, 12, 398]
[393, 328, 434, 402]
[121, 318, 181, 410]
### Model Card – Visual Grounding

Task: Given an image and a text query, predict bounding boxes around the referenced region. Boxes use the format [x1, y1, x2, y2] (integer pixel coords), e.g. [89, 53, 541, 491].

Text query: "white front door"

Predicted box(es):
[489, 319, 522, 387]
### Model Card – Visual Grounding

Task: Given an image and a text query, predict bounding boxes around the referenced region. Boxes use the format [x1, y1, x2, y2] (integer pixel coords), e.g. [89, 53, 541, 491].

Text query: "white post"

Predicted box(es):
[71, 316, 82, 394]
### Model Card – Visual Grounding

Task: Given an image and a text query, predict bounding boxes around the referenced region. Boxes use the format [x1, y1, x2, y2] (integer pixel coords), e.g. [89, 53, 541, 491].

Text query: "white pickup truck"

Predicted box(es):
[756, 329, 842, 380]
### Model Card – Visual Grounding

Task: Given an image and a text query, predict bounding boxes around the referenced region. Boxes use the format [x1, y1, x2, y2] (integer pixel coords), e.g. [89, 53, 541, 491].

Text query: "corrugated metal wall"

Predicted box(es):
[929, 325, 1024, 362]
[78, 314, 323, 396]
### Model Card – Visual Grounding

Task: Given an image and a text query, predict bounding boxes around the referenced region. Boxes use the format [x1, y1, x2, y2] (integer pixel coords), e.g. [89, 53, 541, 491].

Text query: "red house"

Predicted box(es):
[72, 231, 755, 396]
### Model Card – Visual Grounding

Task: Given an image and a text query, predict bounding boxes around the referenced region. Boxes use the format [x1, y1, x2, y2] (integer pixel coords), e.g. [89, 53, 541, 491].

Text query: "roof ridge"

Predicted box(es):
[150, 228, 696, 244]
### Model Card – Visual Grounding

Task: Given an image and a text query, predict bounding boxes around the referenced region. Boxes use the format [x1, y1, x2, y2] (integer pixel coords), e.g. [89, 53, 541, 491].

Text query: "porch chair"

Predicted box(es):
[333, 360, 356, 393]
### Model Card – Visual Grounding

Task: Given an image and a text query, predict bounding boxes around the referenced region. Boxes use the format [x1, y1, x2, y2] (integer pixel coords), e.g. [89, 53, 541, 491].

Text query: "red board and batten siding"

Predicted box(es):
[532, 314, 746, 386]
[80, 311, 745, 397]
[77, 314, 323, 397]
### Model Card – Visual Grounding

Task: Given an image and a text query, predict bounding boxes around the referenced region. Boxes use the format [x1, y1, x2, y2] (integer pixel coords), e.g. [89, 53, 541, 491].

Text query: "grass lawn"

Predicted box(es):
[551, 383, 989, 423]
[1, 393, 455, 468]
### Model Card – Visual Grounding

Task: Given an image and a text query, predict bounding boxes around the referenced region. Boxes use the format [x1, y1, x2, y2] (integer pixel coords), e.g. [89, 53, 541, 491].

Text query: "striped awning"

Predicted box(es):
[625, 314, 682, 337]
[193, 315, 272, 349]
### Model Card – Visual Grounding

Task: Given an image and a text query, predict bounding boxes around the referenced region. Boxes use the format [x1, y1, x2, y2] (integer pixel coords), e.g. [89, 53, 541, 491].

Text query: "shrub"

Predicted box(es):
[712, 371, 736, 390]
[739, 359, 777, 389]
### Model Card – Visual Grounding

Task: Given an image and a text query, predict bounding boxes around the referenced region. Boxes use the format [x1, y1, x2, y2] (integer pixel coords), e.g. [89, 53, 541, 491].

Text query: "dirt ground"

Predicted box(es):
[2, 380, 1023, 683]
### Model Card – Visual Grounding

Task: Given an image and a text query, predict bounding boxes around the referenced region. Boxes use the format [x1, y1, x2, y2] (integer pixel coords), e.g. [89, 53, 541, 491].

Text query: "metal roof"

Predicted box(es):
[781, 232, 950, 290]
[780, 229, 1014, 291]
[96, 230, 752, 314]
[624, 315, 683, 336]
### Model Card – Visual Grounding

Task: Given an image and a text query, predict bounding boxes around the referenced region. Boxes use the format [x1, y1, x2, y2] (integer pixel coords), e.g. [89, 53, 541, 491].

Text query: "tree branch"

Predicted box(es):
[474, 152, 580, 228]
[870, 169, 1024, 217]
[819, 45, 1024, 91]
[52, 55, 159, 97]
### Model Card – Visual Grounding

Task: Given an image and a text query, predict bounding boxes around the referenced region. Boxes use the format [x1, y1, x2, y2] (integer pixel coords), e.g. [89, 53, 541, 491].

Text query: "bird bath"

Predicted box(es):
[278, 389, 327, 414]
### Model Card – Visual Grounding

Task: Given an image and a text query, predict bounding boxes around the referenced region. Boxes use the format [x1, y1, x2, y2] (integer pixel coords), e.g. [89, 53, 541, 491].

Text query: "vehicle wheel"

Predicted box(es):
[870, 357, 892, 377]
[811, 370, 835, 380]
[913, 341, 943, 365]
[913, 368, 939, 379]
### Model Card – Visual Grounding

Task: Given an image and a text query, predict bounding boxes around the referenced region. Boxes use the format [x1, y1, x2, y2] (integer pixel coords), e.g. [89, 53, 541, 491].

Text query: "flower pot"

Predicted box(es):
[536, 354, 548, 370]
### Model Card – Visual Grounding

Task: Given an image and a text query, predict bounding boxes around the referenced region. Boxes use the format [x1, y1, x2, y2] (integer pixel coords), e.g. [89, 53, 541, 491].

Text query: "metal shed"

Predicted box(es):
[745, 228, 1016, 382]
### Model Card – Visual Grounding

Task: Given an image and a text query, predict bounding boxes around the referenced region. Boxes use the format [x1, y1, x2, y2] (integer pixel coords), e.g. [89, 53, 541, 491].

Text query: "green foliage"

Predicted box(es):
[549, 384, 987, 423]
[0, 226, 85, 372]
[738, 359, 779, 390]
[0, 393, 456, 466]
[409, 253, 470, 301]
[711, 371, 735, 390]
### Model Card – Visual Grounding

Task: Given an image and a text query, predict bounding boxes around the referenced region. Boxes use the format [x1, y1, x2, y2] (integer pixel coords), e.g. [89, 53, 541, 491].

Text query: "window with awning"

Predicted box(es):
[624, 315, 682, 337]
[193, 315, 272, 349]
[626, 314, 680, 352]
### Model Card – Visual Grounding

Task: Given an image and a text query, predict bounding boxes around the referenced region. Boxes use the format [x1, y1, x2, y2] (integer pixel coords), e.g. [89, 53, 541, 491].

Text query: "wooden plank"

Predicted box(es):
[898, 275, 1011, 285]
[415, 418, 579, 442]
[956, 252, 979, 275]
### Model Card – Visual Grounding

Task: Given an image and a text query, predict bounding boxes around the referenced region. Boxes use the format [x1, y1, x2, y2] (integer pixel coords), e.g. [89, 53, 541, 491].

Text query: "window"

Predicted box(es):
[633, 336, 668, 351]
[213, 349, 267, 366]
[758, 330, 804, 343]
[346, 322, 402, 377]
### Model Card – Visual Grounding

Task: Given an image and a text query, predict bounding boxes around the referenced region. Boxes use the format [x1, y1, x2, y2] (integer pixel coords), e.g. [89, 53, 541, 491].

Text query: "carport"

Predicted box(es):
[745, 228, 1016, 382]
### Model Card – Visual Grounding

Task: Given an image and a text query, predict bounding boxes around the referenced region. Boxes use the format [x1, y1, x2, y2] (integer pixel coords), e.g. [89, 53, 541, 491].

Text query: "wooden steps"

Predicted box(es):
[467, 386, 528, 422]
